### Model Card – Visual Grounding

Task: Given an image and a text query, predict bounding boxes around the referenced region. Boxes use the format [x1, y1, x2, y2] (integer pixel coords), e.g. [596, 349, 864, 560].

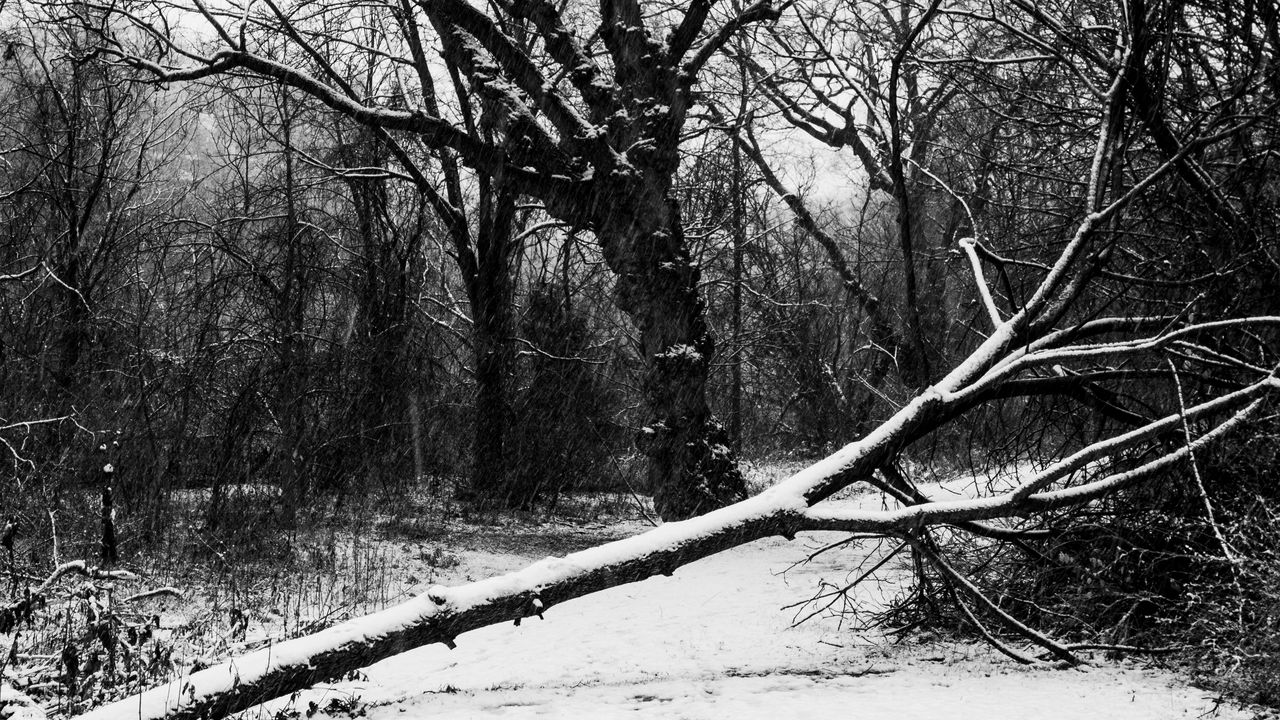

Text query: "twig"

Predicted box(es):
[907, 534, 1082, 665]
[1064, 642, 1180, 655]
[1167, 359, 1238, 564]
[786, 540, 907, 626]
[1167, 358, 1244, 630]
[49, 509, 60, 568]
[30, 561, 138, 596]
[949, 586, 1039, 664]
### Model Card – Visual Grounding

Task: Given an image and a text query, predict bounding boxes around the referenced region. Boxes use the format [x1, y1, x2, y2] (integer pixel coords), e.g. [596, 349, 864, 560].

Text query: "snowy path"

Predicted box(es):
[276, 527, 1256, 720]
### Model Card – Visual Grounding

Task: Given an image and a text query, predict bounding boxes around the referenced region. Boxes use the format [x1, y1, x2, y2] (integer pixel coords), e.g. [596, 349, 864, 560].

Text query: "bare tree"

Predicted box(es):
[0, 3, 190, 545]
[735, 0, 975, 387]
[0, 6, 182, 391]
[63, 0, 790, 518]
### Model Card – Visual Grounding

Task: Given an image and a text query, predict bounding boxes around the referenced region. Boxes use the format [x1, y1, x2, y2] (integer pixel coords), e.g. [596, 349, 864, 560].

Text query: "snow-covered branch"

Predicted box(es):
[959, 237, 1002, 329]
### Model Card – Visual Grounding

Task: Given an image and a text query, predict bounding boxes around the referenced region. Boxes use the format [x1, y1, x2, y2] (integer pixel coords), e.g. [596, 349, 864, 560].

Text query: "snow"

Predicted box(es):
[80, 460, 1269, 720]
[656, 344, 703, 362]
[81, 448, 1267, 720]
[257, 508, 1257, 720]
[0, 684, 45, 720]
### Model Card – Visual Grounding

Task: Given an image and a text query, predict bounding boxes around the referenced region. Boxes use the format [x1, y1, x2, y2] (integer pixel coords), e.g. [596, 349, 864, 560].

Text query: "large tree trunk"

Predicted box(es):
[466, 182, 519, 507]
[598, 191, 746, 521]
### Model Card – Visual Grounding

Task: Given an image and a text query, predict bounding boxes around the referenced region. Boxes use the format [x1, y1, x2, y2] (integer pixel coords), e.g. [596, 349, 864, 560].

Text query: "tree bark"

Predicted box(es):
[470, 305, 513, 504]
[466, 181, 519, 507]
[890, 156, 932, 389]
[596, 188, 746, 521]
[100, 457, 118, 564]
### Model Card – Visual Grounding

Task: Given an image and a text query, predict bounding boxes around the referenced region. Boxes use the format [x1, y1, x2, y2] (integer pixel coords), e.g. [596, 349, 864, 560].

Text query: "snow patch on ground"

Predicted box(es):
[268, 522, 1261, 720]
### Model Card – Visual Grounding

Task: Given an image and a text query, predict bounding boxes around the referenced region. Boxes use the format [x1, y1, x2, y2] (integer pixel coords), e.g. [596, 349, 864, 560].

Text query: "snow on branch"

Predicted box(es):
[422, 0, 599, 145]
[684, 0, 783, 78]
[505, 0, 619, 116]
[958, 238, 1002, 330]
[800, 393, 1267, 534]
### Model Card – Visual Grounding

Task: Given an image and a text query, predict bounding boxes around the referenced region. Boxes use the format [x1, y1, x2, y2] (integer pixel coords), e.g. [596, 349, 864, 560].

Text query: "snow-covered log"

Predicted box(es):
[77, 354, 1278, 720]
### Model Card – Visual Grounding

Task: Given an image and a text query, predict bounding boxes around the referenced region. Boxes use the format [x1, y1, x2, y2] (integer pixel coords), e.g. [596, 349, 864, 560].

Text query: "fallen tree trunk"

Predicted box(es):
[77, 404, 900, 720]
[78, 360, 1276, 720]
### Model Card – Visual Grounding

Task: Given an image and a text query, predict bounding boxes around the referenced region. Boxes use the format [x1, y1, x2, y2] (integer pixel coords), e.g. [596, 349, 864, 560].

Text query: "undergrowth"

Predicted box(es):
[0, 471, 653, 718]
[880, 421, 1280, 712]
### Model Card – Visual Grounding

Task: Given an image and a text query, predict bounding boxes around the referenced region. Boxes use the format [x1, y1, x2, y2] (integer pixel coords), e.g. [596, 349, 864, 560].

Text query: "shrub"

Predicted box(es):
[504, 282, 618, 509]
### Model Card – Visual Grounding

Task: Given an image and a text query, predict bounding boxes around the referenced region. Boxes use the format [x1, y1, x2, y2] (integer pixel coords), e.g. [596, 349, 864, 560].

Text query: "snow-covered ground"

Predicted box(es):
[260, 509, 1264, 720]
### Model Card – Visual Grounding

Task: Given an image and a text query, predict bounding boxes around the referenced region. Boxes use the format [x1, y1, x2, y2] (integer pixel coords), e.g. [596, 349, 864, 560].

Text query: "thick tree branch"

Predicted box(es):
[420, 0, 602, 150]
[503, 0, 620, 120]
[682, 0, 782, 79]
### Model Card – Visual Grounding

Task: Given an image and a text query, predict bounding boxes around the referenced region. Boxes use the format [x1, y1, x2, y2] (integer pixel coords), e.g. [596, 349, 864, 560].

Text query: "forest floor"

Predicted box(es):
[12, 467, 1275, 719]
[208, 474, 1275, 720]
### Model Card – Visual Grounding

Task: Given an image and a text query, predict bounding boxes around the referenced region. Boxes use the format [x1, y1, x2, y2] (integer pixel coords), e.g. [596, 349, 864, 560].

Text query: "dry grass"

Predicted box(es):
[0, 473, 658, 718]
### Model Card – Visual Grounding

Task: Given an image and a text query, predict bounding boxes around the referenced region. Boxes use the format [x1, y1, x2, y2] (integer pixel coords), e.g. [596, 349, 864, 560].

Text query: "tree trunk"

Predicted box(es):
[100, 456, 118, 564]
[466, 182, 519, 507]
[729, 127, 746, 454]
[470, 305, 512, 505]
[893, 177, 931, 388]
[278, 91, 309, 523]
[600, 192, 746, 521]
[56, 259, 88, 384]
